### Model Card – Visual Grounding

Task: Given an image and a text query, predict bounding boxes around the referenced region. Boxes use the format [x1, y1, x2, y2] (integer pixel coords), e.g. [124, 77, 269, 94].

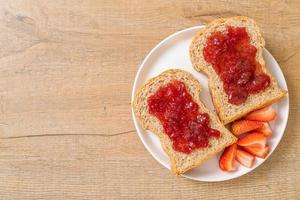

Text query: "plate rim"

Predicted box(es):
[131, 25, 290, 182]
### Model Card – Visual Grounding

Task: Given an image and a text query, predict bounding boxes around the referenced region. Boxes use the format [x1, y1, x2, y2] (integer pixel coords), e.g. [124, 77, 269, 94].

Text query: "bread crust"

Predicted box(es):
[132, 69, 237, 174]
[190, 16, 287, 125]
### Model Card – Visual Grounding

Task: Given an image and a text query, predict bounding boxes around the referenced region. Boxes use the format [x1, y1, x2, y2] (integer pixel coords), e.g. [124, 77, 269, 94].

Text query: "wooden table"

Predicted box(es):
[0, 0, 299, 199]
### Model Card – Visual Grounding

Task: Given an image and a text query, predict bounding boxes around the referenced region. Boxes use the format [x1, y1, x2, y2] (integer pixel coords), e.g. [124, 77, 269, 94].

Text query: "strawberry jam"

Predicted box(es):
[147, 80, 220, 154]
[203, 26, 270, 105]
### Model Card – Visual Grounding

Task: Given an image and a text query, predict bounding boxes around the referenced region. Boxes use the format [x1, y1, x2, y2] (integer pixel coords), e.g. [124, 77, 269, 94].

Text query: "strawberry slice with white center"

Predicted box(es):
[236, 149, 255, 168]
[231, 120, 263, 136]
[219, 143, 237, 172]
[245, 106, 276, 122]
[243, 145, 270, 158]
[237, 132, 267, 148]
[256, 122, 272, 137]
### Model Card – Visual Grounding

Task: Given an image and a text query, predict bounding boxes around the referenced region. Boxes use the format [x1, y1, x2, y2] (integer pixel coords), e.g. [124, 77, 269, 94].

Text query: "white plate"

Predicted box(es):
[131, 26, 289, 182]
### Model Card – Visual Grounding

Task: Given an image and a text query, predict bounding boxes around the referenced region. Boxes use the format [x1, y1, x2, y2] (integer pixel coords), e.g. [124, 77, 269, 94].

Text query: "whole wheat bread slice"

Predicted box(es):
[132, 69, 236, 174]
[190, 16, 287, 125]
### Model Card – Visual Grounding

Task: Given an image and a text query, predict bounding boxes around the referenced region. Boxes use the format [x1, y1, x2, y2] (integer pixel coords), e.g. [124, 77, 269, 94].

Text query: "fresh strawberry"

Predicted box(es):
[236, 149, 255, 168]
[256, 122, 272, 137]
[245, 106, 276, 122]
[219, 143, 237, 172]
[231, 120, 263, 136]
[237, 132, 267, 148]
[243, 145, 270, 158]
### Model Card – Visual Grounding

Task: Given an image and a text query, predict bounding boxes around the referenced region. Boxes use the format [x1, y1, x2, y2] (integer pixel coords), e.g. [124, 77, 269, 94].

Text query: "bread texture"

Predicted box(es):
[132, 69, 237, 174]
[190, 16, 287, 125]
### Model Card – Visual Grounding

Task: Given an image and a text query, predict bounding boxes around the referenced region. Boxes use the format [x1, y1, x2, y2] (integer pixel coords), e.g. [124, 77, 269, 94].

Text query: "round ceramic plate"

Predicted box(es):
[131, 26, 289, 182]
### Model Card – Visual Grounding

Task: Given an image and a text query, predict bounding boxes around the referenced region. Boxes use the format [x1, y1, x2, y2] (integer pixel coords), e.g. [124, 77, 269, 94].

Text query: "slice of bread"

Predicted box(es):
[132, 69, 236, 174]
[190, 16, 287, 125]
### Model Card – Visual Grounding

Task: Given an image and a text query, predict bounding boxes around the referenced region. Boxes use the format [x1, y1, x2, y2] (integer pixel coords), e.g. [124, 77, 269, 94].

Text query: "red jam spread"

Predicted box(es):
[147, 80, 220, 154]
[203, 26, 270, 105]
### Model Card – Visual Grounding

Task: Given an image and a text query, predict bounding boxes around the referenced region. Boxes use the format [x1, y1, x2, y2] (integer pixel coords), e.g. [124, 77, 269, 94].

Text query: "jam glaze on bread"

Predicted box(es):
[190, 16, 287, 125]
[132, 69, 236, 174]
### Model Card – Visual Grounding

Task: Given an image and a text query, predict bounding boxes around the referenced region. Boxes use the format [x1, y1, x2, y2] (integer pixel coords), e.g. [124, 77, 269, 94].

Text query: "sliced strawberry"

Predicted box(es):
[243, 145, 270, 158]
[236, 149, 255, 168]
[237, 132, 267, 148]
[231, 120, 263, 136]
[245, 106, 276, 122]
[256, 122, 272, 137]
[219, 143, 237, 172]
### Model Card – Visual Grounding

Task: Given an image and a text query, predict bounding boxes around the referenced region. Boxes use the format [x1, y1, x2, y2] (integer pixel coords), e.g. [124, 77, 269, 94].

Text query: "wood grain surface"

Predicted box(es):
[0, 0, 299, 199]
